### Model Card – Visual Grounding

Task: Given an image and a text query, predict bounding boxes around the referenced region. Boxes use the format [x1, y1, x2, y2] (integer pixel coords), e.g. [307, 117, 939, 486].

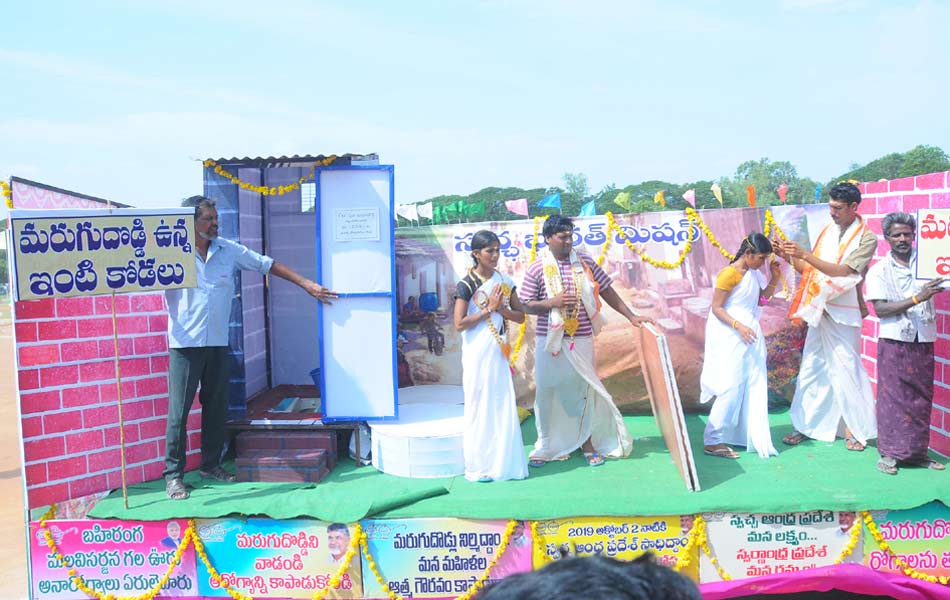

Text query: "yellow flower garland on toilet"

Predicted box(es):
[203, 156, 338, 196]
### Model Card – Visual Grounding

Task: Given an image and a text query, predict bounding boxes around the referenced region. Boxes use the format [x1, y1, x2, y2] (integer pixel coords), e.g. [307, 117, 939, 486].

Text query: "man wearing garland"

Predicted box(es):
[519, 214, 650, 468]
[776, 182, 877, 451]
[865, 211, 946, 475]
[163, 195, 336, 500]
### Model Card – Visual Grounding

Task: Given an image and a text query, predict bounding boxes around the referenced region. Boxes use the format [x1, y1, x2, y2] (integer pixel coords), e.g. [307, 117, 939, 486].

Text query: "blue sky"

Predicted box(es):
[1, 0, 949, 215]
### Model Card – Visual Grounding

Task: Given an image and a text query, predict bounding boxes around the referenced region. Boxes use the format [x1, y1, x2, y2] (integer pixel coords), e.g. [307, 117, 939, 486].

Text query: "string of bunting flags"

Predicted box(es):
[392, 181, 808, 226]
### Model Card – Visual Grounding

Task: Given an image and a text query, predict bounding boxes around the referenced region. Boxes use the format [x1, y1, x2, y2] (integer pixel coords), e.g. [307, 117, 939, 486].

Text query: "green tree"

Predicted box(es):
[899, 145, 950, 178]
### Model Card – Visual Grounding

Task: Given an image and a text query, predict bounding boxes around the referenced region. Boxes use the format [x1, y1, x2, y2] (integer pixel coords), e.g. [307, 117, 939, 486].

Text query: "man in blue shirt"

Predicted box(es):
[163, 195, 336, 500]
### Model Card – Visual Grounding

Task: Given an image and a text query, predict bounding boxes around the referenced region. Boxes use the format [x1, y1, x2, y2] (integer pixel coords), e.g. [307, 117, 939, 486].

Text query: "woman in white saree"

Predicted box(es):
[700, 233, 781, 459]
[454, 231, 529, 482]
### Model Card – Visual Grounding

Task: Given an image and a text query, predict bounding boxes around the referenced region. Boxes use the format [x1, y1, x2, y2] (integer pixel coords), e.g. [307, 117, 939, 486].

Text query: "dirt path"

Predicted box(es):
[0, 304, 29, 599]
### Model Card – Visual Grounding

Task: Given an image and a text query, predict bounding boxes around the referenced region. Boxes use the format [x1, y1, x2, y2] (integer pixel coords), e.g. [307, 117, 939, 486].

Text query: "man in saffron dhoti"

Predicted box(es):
[865, 212, 946, 475]
[519, 215, 651, 468]
[776, 183, 878, 451]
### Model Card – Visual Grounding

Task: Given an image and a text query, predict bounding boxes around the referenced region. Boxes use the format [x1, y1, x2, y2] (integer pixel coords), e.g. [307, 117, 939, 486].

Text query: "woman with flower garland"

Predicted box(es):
[700, 233, 780, 459]
[454, 230, 529, 482]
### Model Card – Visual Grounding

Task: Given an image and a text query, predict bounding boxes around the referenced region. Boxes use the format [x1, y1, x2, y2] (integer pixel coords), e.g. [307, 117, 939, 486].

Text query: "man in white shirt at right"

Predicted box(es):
[865, 211, 946, 475]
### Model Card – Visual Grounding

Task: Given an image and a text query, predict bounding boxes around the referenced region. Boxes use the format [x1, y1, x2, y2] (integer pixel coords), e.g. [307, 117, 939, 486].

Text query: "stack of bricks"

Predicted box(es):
[234, 430, 338, 483]
[857, 170, 950, 456]
[14, 292, 202, 508]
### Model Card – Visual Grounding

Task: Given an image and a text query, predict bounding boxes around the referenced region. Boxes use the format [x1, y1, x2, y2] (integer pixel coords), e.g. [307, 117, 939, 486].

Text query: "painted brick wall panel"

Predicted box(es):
[14, 322, 37, 342]
[20, 390, 61, 415]
[63, 385, 99, 408]
[17, 369, 39, 391]
[119, 357, 152, 377]
[864, 180, 888, 194]
[28, 483, 69, 509]
[98, 338, 134, 358]
[149, 315, 167, 332]
[47, 456, 88, 480]
[915, 171, 947, 190]
[94, 295, 130, 315]
[15, 299, 55, 319]
[130, 441, 162, 464]
[21, 416, 43, 438]
[77, 318, 115, 338]
[133, 334, 167, 355]
[38, 320, 78, 341]
[60, 340, 100, 362]
[24, 463, 47, 486]
[932, 192, 950, 209]
[862, 358, 877, 380]
[138, 418, 167, 440]
[23, 437, 65, 462]
[42, 410, 84, 435]
[88, 448, 121, 472]
[123, 399, 156, 421]
[930, 408, 944, 430]
[116, 316, 151, 335]
[102, 424, 141, 446]
[39, 364, 78, 387]
[65, 430, 105, 454]
[930, 431, 950, 457]
[135, 376, 168, 397]
[55, 297, 94, 318]
[70, 474, 109, 499]
[83, 404, 118, 428]
[875, 195, 902, 214]
[79, 360, 115, 383]
[131, 294, 166, 312]
[901, 194, 931, 214]
[150, 355, 169, 373]
[889, 176, 916, 192]
[143, 461, 163, 481]
[98, 380, 136, 403]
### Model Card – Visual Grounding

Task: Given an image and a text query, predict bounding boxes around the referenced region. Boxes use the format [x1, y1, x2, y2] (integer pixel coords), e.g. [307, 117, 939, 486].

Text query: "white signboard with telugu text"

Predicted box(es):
[334, 207, 380, 242]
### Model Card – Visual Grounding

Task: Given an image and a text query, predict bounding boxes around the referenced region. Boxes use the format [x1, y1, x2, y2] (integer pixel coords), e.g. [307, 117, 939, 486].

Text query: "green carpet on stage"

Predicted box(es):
[88, 409, 950, 523]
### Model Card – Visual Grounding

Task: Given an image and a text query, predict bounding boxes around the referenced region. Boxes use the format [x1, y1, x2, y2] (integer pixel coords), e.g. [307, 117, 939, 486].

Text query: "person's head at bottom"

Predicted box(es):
[473, 553, 701, 600]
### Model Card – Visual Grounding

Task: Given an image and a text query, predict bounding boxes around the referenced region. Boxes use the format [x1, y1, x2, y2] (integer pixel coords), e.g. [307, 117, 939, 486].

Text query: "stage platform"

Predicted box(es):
[88, 408, 950, 523]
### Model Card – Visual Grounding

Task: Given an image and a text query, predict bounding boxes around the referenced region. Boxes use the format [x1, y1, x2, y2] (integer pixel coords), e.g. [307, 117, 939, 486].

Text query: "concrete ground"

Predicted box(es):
[0, 301, 29, 599]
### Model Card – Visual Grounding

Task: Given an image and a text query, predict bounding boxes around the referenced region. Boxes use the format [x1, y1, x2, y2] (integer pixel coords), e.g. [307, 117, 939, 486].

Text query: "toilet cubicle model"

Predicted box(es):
[315, 166, 398, 423]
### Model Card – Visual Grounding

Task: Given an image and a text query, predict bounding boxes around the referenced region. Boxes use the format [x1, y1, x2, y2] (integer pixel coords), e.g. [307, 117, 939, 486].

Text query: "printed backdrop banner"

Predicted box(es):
[9, 208, 196, 300]
[359, 518, 532, 599]
[28, 519, 198, 599]
[915, 208, 950, 280]
[700, 511, 863, 581]
[395, 204, 831, 412]
[862, 502, 950, 578]
[534, 515, 698, 579]
[195, 518, 363, 598]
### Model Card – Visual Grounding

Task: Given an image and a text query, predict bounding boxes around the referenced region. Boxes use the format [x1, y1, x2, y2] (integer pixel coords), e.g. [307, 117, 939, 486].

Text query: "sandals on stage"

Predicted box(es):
[583, 452, 605, 467]
[844, 436, 866, 452]
[528, 459, 547, 469]
[165, 477, 190, 500]
[909, 458, 945, 471]
[782, 431, 807, 446]
[877, 456, 898, 475]
[703, 446, 740, 459]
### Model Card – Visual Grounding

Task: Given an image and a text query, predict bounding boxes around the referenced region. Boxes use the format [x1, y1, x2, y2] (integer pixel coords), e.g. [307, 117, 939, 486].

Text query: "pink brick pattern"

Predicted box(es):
[859, 170, 950, 457]
[12, 290, 200, 509]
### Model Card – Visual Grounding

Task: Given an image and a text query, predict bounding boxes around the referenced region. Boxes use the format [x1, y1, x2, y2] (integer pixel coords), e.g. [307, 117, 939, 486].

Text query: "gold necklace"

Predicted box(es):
[472, 271, 512, 359]
[562, 268, 584, 338]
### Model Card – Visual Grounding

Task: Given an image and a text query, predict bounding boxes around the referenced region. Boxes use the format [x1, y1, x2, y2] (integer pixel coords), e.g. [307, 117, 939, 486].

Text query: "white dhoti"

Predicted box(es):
[790, 314, 877, 444]
[530, 335, 633, 460]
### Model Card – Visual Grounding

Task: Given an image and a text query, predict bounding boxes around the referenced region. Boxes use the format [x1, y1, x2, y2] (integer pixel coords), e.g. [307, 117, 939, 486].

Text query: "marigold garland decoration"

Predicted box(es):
[361, 519, 517, 600]
[39, 504, 191, 600]
[203, 156, 338, 196]
[834, 516, 863, 565]
[2, 179, 12, 209]
[862, 511, 950, 585]
[530, 520, 553, 568]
